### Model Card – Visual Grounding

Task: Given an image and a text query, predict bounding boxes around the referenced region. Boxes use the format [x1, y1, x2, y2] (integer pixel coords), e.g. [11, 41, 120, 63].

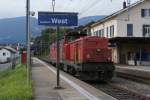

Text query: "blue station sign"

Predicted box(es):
[38, 12, 78, 26]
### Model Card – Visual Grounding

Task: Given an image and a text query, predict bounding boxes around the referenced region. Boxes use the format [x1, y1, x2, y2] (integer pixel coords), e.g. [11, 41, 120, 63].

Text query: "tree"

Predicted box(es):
[33, 27, 72, 56]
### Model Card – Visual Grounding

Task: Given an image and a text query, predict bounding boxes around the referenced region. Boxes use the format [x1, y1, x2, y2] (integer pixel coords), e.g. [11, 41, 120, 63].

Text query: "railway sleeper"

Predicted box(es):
[72, 70, 114, 81]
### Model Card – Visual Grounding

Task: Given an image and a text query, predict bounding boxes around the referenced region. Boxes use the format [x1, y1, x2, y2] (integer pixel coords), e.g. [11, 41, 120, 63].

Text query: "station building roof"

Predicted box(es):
[91, 0, 146, 27]
[109, 37, 150, 44]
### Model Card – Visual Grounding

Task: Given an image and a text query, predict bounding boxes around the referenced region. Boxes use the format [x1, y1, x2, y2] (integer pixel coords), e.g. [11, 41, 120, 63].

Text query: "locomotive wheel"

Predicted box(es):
[103, 71, 114, 82]
[68, 67, 76, 75]
[107, 71, 114, 79]
[60, 64, 64, 70]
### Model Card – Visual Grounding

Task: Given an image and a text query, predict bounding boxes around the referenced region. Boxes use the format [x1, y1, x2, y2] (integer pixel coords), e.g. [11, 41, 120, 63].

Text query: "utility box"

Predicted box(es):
[21, 51, 27, 64]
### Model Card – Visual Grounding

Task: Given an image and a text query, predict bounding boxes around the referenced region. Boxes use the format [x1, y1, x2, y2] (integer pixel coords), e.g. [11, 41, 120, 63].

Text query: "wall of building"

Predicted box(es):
[111, 47, 119, 63]
[0, 49, 11, 63]
[90, 0, 150, 38]
[117, 0, 150, 37]
[91, 19, 118, 38]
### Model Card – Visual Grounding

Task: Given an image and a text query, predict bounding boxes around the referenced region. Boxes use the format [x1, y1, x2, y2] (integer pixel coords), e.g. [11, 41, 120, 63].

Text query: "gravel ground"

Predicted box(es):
[111, 77, 150, 97]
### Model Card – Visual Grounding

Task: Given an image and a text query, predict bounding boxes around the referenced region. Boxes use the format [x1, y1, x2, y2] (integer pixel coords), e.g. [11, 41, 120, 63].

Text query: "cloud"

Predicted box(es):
[0, 0, 139, 19]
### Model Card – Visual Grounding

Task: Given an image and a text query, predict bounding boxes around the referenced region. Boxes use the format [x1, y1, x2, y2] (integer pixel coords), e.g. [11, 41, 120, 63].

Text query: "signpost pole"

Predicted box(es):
[56, 26, 61, 88]
[26, 0, 30, 84]
[38, 11, 78, 88]
[52, 0, 61, 89]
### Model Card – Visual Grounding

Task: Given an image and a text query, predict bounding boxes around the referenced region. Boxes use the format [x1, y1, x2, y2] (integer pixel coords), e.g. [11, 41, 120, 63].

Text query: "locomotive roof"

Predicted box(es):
[65, 32, 87, 37]
[68, 36, 107, 44]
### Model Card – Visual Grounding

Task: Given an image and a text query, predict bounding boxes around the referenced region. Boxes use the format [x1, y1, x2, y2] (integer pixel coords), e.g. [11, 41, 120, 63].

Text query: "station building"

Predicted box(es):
[83, 0, 150, 66]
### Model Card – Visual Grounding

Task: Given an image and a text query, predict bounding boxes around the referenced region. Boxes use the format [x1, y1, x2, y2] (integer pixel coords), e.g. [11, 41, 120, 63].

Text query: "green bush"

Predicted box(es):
[0, 64, 32, 100]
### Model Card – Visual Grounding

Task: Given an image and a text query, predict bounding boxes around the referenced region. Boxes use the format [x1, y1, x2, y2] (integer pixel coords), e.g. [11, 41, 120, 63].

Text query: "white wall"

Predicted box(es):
[117, 0, 150, 37]
[91, 19, 118, 38]
[0, 49, 11, 63]
[91, 0, 150, 38]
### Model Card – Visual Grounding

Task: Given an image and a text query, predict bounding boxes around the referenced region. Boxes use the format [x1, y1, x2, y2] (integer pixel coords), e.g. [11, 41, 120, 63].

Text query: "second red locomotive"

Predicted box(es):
[49, 33, 115, 81]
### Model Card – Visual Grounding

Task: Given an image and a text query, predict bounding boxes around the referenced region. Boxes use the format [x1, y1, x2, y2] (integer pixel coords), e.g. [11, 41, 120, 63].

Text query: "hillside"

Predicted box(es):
[0, 17, 42, 44]
[0, 15, 106, 44]
[78, 15, 106, 26]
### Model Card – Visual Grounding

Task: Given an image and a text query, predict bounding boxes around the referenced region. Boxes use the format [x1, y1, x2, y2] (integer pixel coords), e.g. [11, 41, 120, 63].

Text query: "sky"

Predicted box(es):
[0, 0, 138, 19]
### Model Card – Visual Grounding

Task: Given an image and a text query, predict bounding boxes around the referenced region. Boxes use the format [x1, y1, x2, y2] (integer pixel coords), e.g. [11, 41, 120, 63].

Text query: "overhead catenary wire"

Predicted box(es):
[64, 0, 78, 11]
[79, 0, 131, 16]
[70, 0, 87, 13]
[76, 0, 91, 12]
[79, 0, 99, 15]
[60, 0, 99, 15]
[50, 0, 112, 16]
[61, 0, 74, 11]
[52, 0, 55, 12]
[79, 0, 103, 15]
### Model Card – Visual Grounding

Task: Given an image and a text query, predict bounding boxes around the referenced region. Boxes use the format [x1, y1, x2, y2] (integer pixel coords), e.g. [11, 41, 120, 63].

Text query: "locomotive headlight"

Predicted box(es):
[96, 49, 101, 52]
[86, 54, 90, 59]
[107, 57, 111, 61]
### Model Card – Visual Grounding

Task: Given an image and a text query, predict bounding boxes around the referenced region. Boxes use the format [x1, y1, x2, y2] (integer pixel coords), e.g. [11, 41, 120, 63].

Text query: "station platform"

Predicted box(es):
[115, 65, 150, 79]
[32, 58, 116, 100]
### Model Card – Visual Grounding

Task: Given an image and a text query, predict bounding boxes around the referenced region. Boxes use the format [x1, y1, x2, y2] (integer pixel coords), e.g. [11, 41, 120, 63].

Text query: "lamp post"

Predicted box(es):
[26, 0, 30, 84]
[51, 0, 62, 89]
[26, 0, 36, 84]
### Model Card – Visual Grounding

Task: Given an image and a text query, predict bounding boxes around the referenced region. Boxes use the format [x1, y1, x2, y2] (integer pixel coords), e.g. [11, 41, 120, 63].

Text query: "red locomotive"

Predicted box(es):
[49, 33, 115, 81]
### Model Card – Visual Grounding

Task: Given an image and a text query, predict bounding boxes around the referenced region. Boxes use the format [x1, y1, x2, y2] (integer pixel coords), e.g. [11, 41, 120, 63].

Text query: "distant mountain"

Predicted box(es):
[78, 15, 106, 26]
[0, 15, 106, 44]
[0, 17, 43, 44]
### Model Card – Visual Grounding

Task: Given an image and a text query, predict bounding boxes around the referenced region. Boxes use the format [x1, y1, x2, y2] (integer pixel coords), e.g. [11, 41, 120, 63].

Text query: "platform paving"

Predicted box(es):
[32, 58, 117, 100]
[32, 58, 87, 100]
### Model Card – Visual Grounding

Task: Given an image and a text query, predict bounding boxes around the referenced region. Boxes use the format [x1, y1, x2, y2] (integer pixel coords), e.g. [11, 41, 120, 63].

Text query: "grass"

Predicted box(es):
[0, 64, 32, 100]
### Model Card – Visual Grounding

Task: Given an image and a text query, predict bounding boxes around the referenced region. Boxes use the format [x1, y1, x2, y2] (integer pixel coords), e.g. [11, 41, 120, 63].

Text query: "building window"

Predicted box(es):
[98, 29, 104, 37]
[3, 53, 6, 56]
[127, 52, 134, 60]
[143, 25, 150, 37]
[94, 31, 96, 36]
[102, 29, 104, 37]
[106, 27, 109, 37]
[141, 9, 150, 18]
[94, 31, 99, 36]
[110, 25, 114, 38]
[127, 24, 133, 36]
[98, 30, 101, 37]
[96, 31, 99, 36]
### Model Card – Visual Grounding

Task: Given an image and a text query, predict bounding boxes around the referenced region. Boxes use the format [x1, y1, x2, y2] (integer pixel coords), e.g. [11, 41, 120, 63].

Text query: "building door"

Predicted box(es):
[127, 24, 133, 36]
[120, 54, 126, 64]
[143, 25, 150, 37]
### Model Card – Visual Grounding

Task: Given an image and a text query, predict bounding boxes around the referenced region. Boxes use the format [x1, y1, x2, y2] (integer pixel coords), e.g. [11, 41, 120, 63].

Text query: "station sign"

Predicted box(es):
[38, 12, 78, 26]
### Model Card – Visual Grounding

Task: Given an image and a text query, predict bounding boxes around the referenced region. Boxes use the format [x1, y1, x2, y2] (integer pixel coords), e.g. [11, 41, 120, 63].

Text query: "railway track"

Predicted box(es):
[88, 81, 149, 100]
[116, 72, 150, 85]
[41, 58, 150, 100]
